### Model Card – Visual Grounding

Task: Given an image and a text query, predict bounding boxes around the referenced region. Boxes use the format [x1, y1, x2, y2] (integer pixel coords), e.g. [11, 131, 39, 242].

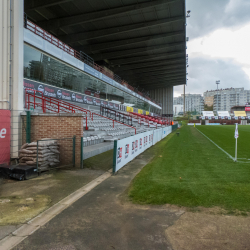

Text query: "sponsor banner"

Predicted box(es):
[24, 78, 153, 117]
[0, 110, 11, 165]
[153, 128, 162, 145]
[188, 123, 201, 126]
[108, 102, 114, 109]
[202, 111, 215, 116]
[206, 123, 221, 125]
[162, 126, 172, 138]
[24, 78, 118, 109]
[245, 107, 250, 111]
[115, 130, 154, 172]
[126, 106, 133, 112]
[133, 108, 138, 114]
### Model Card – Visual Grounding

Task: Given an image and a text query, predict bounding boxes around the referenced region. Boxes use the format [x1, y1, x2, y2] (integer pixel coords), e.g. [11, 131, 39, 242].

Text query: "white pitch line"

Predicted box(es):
[196, 128, 235, 161]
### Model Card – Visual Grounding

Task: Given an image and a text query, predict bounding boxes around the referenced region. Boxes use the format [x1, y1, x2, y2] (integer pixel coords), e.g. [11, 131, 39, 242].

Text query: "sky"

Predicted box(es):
[174, 0, 250, 97]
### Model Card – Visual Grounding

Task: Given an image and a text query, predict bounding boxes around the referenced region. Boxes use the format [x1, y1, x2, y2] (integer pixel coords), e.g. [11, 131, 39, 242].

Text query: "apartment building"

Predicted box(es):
[204, 88, 250, 113]
[174, 94, 204, 114]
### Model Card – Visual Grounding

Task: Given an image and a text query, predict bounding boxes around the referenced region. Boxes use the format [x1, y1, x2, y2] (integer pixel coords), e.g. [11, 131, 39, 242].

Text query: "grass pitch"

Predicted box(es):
[196, 125, 250, 160]
[128, 125, 250, 212]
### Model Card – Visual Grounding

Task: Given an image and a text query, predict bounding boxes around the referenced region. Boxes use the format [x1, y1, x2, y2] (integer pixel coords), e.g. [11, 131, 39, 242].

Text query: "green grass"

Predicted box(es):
[196, 125, 250, 159]
[84, 149, 113, 171]
[128, 125, 250, 212]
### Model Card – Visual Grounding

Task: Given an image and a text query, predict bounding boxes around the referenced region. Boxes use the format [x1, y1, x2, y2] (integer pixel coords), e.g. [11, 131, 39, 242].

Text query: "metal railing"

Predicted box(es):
[25, 90, 136, 133]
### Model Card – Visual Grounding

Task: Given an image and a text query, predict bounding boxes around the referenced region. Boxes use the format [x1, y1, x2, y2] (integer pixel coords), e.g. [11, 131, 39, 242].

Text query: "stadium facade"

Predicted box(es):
[0, 0, 187, 158]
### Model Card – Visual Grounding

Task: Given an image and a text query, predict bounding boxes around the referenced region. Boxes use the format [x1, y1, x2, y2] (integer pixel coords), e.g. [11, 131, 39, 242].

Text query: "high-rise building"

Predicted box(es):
[203, 88, 250, 113]
[174, 94, 204, 114]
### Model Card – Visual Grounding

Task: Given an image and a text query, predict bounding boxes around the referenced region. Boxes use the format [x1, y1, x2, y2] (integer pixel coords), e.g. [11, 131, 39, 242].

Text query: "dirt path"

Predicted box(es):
[166, 211, 250, 250]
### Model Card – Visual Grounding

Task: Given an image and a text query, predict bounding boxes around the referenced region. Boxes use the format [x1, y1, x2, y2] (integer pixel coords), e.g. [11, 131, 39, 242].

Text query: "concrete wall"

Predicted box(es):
[149, 86, 173, 115]
[21, 113, 84, 167]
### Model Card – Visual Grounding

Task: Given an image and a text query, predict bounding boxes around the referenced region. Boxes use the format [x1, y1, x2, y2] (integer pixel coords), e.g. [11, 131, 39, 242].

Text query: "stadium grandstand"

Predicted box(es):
[0, 0, 187, 162]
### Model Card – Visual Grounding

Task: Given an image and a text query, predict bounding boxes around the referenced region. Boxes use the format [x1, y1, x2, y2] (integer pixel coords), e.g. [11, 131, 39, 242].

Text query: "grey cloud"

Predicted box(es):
[187, 0, 250, 39]
[175, 55, 250, 96]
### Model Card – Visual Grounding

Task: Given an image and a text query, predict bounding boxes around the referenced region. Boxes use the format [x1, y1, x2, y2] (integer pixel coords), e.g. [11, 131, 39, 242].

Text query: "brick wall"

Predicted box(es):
[22, 113, 83, 167]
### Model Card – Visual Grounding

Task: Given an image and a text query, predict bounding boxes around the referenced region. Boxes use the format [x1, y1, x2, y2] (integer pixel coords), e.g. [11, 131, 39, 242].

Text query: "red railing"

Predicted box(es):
[24, 17, 162, 106]
[25, 89, 136, 134]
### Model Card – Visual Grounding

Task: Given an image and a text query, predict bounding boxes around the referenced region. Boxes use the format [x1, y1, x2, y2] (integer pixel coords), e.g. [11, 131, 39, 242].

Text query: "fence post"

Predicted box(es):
[113, 140, 117, 174]
[73, 135, 76, 167]
[80, 137, 83, 169]
[26, 111, 31, 143]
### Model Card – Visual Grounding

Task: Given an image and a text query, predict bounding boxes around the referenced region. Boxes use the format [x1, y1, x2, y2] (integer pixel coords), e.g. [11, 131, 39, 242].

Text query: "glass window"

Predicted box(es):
[24, 44, 161, 114]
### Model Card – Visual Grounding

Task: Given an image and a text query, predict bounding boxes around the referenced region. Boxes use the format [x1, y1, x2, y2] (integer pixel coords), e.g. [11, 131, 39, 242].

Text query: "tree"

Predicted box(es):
[204, 104, 213, 111]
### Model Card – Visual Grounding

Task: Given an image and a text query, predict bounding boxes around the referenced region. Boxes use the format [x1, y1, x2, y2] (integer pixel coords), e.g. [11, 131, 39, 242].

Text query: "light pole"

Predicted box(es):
[216, 80, 220, 113]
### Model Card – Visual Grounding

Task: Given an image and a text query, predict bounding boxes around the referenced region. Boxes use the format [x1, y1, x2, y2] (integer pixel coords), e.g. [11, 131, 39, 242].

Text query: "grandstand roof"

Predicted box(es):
[24, 0, 187, 91]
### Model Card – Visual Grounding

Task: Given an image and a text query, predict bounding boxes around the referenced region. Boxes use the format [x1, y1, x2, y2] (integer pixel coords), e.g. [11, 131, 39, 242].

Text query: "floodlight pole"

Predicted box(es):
[216, 80, 220, 114]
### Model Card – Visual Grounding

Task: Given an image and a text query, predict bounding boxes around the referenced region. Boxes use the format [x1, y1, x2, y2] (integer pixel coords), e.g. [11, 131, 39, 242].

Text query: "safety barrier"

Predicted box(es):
[113, 126, 173, 173]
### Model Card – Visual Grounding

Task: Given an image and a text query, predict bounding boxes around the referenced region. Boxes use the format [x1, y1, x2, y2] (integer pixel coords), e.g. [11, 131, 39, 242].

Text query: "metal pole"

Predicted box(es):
[73, 135, 76, 167]
[235, 137, 237, 162]
[183, 84, 185, 115]
[81, 137, 83, 169]
[112, 140, 117, 174]
[217, 83, 218, 113]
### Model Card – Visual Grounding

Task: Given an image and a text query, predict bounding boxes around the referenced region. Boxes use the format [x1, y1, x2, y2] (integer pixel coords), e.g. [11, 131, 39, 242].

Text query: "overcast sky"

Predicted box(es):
[174, 0, 250, 97]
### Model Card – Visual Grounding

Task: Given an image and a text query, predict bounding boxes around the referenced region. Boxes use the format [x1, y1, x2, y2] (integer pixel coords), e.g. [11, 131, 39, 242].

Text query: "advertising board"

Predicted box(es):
[114, 130, 154, 172]
[153, 128, 163, 145]
[0, 110, 11, 165]
[162, 126, 172, 138]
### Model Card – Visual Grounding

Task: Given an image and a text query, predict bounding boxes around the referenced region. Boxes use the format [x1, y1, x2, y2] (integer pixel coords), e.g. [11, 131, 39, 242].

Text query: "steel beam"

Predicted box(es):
[25, 0, 71, 11]
[142, 80, 185, 87]
[135, 76, 185, 84]
[114, 58, 185, 71]
[58, 16, 184, 43]
[124, 70, 186, 80]
[110, 51, 184, 66]
[75, 31, 183, 53]
[92, 42, 185, 61]
[37, 0, 179, 31]
[130, 72, 186, 80]
[145, 81, 184, 89]
[117, 63, 186, 75]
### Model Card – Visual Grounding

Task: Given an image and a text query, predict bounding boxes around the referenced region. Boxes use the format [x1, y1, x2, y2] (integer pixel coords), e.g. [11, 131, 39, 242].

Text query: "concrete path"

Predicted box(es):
[12, 154, 182, 250]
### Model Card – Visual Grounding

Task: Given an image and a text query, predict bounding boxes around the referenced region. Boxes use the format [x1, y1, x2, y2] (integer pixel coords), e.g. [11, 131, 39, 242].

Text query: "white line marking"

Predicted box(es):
[196, 128, 235, 161]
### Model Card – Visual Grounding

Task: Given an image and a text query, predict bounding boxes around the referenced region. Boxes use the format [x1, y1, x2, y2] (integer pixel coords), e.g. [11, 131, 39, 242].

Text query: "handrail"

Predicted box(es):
[25, 89, 136, 134]
[92, 111, 136, 135]
[25, 89, 91, 117]
[100, 106, 136, 125]
[23, 16, 161, 107]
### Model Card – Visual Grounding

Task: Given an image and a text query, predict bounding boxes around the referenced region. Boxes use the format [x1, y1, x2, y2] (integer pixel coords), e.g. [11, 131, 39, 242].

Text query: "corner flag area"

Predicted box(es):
[128, 125, 250, 213]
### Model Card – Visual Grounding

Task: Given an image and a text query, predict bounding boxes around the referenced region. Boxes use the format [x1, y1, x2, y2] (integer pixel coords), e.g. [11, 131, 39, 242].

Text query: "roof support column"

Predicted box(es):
[0, 0, 24, 158]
